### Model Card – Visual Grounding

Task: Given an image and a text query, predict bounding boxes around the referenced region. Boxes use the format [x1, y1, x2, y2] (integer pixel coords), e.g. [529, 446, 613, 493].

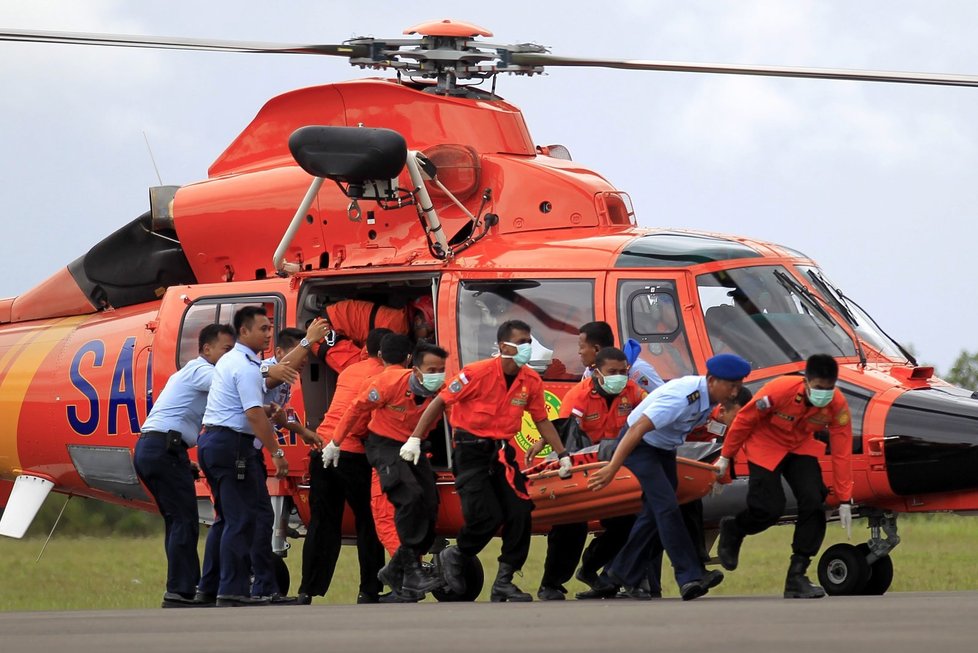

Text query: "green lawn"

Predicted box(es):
[1, 513, 977, 611]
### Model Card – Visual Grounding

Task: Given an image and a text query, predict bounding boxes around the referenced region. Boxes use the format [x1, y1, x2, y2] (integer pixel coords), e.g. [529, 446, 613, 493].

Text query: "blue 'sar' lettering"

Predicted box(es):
[67, 341, 104, 436]
[108, 337, 139, 435]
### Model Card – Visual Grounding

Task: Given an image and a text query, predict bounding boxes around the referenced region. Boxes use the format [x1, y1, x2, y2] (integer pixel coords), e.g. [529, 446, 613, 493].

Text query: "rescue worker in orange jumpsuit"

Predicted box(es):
[411, 319, 571, 602]
[715, 354, 854, 599]
[318, 297, 435, 373]
[336, 338, 449, 596]
[537, 346, 647, 600]
[296, 328, 391, 605]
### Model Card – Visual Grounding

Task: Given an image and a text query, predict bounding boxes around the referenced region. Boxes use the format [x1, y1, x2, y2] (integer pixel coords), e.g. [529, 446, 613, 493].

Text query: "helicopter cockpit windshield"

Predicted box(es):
[698, 265, 857, 369]
[796, 265, 910, 363]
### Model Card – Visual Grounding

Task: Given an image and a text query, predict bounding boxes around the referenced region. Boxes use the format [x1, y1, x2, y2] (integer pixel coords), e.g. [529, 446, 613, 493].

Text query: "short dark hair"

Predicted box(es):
[198, 323, 235, 352]
[497, 319, 531, 344]
[805, 354, 839, 382]
[366, 328, 394, 357]
[579, 321, 615, 349]
[233, 306, 267, 334]
[277, 327, 305, 351]
[413, 342, 449, 367]
[380, 333, 414, 366]
[733, 386, 753, 407]
[595, 346, 627, 369]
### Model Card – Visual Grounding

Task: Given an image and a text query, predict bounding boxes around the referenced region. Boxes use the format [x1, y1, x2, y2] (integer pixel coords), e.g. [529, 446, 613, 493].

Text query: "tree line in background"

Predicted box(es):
[3, 350, 977, 537]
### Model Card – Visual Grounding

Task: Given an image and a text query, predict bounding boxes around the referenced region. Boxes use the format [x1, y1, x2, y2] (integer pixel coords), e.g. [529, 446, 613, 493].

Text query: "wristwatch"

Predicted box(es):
[271, 449, 286, 459]
[299, 337, 311, 349]
[260, 363, 270, 379]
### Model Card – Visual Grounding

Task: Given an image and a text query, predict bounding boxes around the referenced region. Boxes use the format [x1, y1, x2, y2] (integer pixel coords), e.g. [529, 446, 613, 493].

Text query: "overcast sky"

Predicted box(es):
[1, 1, 975, 374]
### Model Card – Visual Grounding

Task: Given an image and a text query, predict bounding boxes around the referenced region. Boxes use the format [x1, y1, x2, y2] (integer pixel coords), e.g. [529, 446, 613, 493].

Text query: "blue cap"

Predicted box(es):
[706, 353, 751, 381]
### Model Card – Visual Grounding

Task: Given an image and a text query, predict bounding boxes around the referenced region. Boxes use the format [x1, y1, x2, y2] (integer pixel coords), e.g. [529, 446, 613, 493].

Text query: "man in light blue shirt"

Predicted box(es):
[197, 306, 290, 607]
[589, 353, 751, 601]
[134, 323, 235, 608]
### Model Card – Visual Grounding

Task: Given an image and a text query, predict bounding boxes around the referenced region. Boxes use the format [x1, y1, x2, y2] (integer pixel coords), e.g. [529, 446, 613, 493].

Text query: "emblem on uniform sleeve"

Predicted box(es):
[756, 396, 772, 411]
[449, 380, 462, 393]
[837, 410, 851, 426]
[368, 388, 381, 402]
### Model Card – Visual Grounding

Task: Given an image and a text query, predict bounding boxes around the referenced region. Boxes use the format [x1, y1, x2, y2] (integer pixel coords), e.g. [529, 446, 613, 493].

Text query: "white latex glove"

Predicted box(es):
[400, 437, 422, 465]
[321, 441, 341, 468]
[838, 502, 853, 540]
[714, 456, 730, 478]
[557, 454, 573, 479]
[708, 481, 725, 497]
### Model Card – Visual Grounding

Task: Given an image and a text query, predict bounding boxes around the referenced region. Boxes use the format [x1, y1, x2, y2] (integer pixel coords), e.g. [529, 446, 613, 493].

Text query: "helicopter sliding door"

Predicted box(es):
[609, 276, 698, 382]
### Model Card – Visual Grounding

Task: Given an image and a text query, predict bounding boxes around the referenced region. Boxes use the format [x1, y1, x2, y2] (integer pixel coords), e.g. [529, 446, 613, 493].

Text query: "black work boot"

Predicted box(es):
[717, 516, 745, 571]
[490, 563, 533, 602]
[784, 555, 826, 599]
[438, 545, 468, 595]
[403, 558, 444, 594]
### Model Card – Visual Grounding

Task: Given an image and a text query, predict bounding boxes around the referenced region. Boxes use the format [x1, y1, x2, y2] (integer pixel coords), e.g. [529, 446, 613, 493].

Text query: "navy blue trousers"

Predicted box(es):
[249, 449, 278, 597]
[606, 443, 705, 589]
[133, 433, 200, 596]
[198, 426, 262, 598]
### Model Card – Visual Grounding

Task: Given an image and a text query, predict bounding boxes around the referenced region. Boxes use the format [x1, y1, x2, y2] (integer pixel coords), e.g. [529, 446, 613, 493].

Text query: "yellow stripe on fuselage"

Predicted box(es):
[0, 316, 88, 479]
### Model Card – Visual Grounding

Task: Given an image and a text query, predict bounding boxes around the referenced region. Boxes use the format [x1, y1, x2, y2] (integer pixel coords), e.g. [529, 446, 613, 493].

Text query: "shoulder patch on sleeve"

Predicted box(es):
[756, 395, 772, 411]
[459, 372, 469, 385]
[837, 410, 850, 426]
[686, 390, 700, 405]
[368, 388, 381, 402]
[448, 380, 463, 393]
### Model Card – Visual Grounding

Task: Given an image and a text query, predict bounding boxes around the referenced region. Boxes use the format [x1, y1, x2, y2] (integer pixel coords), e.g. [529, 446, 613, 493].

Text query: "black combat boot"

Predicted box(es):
[438, 545, 468, 595]
[490, 563, 533, 602]
[377, 551, 406, 591]
[402, 558, 444, 594]
[783, 555, 826, 599]
[717, 516, 745, 571]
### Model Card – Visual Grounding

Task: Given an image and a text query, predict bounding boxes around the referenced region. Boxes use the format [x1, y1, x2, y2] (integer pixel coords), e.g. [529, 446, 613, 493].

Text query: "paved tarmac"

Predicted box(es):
[1, 592, 975, 653]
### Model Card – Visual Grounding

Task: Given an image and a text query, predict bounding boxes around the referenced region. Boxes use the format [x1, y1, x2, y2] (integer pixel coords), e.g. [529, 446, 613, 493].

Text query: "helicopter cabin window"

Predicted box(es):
[456, 279, 593, 381]
[617, 280, 695, 380]
[697, 265, 856, 369]
[177, 296, 283, 368]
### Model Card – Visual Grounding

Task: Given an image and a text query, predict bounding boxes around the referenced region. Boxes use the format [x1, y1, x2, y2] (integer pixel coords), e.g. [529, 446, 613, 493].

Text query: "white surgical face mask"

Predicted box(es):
[502, 341, 532, 367]
[598, 374, 628, 395]
[807, 385, 835, 407]
[420, 372, 446, 392]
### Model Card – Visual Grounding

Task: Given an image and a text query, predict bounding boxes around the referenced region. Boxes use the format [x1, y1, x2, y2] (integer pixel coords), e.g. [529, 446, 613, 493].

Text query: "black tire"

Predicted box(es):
[817, 543, 870, 596]
[856, 543, 894, 595]
[274, 555, 291, 595]
[432, 555, 484, 602]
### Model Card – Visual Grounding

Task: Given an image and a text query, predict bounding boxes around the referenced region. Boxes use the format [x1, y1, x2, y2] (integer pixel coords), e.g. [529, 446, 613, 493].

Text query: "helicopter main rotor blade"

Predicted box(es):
[510, 52, 978, 88]
[0, 28, 369, 58]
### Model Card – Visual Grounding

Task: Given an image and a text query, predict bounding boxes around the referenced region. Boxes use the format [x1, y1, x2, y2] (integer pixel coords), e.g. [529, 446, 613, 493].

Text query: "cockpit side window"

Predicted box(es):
[457, 279, 593, 381]
[177, 296, 282, 368]
[617, 280, 695, 380]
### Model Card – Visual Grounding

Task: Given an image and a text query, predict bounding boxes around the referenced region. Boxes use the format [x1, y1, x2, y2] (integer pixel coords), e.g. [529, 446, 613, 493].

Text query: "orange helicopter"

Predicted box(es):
[1, 19, 977, 600]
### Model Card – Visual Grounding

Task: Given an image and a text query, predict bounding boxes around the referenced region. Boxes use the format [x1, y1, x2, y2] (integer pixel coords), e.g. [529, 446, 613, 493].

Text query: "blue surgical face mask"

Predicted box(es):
[807, 385, 835, 407]
[502, 341, 533, 367]
[420, 371, 446, 392]
[599, 373, 628, 395]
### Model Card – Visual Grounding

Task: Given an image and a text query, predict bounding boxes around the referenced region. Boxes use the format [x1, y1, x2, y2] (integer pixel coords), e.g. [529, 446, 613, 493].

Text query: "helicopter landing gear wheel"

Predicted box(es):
[432, 555, 484, 602]
[274, 555, 291, 595]
[856, 543, 894, 595]
[817, 543, 870, 595]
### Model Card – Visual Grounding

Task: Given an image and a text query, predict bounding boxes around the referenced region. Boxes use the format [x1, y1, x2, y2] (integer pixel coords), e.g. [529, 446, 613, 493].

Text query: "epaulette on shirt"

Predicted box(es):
[686, 390, 700, 405]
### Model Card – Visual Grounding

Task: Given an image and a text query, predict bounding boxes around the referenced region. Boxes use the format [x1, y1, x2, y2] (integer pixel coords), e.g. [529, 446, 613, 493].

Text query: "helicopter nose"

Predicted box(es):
[883, 387, 978, 496]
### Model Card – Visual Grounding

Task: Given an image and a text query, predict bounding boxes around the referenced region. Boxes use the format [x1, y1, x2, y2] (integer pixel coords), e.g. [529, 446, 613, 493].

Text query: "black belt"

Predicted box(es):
[452, 429, 503, 448]
[139, 430, 189, 449]
[202, 425, 254, 439]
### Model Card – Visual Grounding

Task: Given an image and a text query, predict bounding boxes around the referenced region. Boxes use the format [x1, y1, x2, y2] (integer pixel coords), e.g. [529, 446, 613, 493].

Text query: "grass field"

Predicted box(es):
[2, 513, 978, 611]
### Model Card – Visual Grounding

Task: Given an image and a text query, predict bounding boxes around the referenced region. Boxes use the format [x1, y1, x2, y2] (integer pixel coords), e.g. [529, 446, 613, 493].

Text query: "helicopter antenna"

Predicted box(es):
[35, 494, 72, 563]
[142, 131, 164, 186]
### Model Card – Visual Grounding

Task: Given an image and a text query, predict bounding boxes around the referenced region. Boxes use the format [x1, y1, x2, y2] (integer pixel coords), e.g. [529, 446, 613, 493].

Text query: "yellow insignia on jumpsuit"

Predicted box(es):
[838, 411, 850, 426]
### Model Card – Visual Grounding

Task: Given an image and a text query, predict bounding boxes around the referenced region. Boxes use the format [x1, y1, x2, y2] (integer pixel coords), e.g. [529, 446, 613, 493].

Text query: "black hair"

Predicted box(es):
[497, 319, 532, 343]
[805, 354, 839, 382]
[233, 306, 267, 334]
[198, 323, 235, 352]
[413, 342, 449, 367]
[380, 333, 414, 366]
[595, 346, 627, 369]
[579, 321, 615, 349]
[277, 327, 305, 351]
[366, 327, 394, 357]
[733, 386, 753, 407]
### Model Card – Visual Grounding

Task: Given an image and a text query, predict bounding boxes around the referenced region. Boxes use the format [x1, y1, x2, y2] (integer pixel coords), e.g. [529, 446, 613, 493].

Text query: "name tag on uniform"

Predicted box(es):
[706, 420, 727, 436]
